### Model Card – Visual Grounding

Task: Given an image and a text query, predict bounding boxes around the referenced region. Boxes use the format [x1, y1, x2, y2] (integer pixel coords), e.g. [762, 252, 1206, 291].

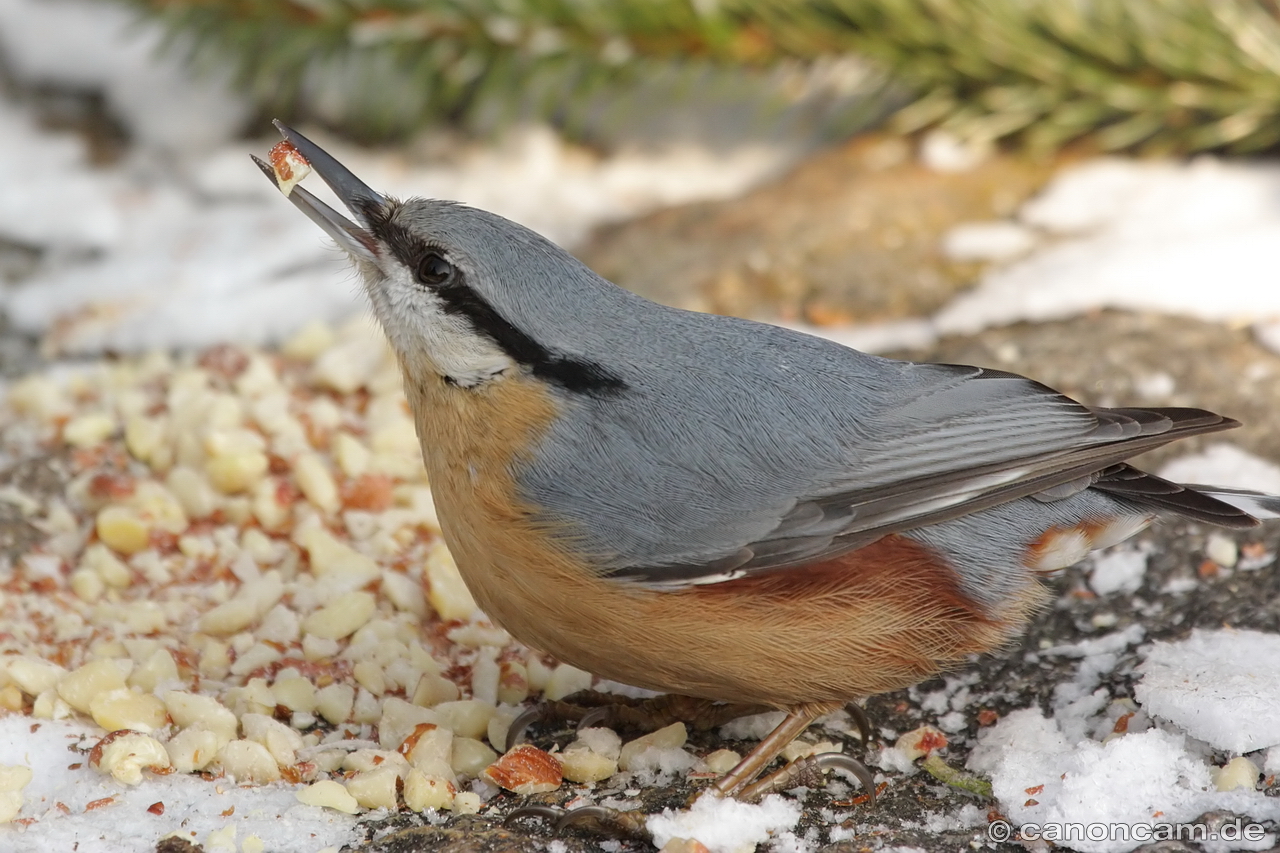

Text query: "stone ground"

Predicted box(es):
[5, 133, 1279, 852]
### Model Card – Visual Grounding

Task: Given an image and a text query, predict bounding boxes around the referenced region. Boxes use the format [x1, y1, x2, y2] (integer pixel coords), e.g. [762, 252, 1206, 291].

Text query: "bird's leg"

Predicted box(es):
[506, 804, 651, 839]
[713, 703, 876, 803]
[504, 689, 771, 751]
[711, 706, 823, 797]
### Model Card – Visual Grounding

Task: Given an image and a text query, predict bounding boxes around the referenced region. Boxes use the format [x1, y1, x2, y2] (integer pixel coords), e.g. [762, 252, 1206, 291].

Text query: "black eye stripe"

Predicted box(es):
[366, 205, 627, 397]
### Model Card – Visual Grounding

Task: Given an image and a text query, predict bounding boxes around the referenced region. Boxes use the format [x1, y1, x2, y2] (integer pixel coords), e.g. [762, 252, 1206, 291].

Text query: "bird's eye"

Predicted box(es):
[416, 253, 453, 286]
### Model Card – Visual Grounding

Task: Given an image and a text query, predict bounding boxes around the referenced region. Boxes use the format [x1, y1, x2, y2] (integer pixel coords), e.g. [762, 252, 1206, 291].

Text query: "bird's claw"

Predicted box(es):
[504, 803, 650, 839]
[816, 752, 878, 802]
[738, 752, 878, 803]
[504, 691, 640, 751]
[844, 702, 873, 748]
[503, 804, 567, 827]
[558, 805, 650, 837]
[576, 705, 612, 731]
[504, 704, 549, 751]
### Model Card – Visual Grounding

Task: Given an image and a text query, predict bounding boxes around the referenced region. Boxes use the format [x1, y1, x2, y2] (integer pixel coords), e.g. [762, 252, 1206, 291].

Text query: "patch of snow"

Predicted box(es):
[1162, 576, 1201, 595]
[1041, 624, 1146, 660]
[942, 221, 1038, 262]
[1251, 320, 1280, 356]
[624, 747, 699, 787]
[646, 792, 802, 853]
[0, 0, 250, 151]
[0, 99, 124, 252]
[919, 130, 992, 173]
[1158, 444, 1280, 495]
[903, 803, 986, 833]
[937, 711, 967, 733]
[969, 709, 1280, 853]
[0, 98, 794, 353]
[872, 744, 917, 775]
[720, 711, 788, 742]
[1133, 371, 1176, 399]
[1136, 629, 1280, 754]
[784, 319, 939, 355]
[934, 158, 1280, 335]
[5, 190, 358, 354]
[1038, 625, 1146, 744]
[1090, 547, 1149, 597]
[0, 0, 802, 354]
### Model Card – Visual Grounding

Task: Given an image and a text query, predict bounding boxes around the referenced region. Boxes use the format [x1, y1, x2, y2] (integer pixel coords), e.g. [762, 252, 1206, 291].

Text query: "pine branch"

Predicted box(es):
[110, 0, 1280, 153]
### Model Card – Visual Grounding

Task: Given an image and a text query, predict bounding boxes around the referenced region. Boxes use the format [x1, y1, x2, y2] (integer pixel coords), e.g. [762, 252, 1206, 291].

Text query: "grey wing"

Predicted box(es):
[604, 363, 1245, 588]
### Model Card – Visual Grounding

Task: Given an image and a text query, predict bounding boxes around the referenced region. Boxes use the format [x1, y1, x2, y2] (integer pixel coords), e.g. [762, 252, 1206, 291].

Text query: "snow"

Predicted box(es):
[918, 130, 992, 173]
[961, 629, 1280, 853]
[646, 793, 802, 853]
[1158, 443, 1280, 495]
[1041, 625, 1146, 745]
[0, 0, 251, 151]
[873, 744, 917, 776]
[942, 221, 1037, 262]
[622, 747, 699, 787]
[11, 29, 1280, 361]
[934, 157, 1280, 336]
[719, 711, 788, 742]
[1089, 546, 1150, 597]
[0, 716, 360, 853]
[0, 108, 792, 354]
[969, 708, 1280, 853]
[0, 0, 800, 354]
[1136, 629, 1280, 754]
[0, 99, 124, 251]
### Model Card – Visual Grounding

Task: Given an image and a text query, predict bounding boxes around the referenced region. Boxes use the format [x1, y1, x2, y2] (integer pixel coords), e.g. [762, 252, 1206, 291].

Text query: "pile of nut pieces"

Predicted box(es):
[0, 318, 768, 832]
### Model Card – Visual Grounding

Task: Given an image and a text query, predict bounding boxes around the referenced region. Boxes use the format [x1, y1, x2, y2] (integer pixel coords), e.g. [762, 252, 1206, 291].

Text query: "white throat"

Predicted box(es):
[370, 269, 516, 389]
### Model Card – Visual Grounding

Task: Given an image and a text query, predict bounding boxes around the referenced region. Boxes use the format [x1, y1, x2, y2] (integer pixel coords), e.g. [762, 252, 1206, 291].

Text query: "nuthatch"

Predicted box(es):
[255, 122, 1280, 821]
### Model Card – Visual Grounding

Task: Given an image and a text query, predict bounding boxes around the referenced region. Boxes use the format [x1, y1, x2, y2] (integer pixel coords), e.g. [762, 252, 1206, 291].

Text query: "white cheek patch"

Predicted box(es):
[370, 267, 515, 388]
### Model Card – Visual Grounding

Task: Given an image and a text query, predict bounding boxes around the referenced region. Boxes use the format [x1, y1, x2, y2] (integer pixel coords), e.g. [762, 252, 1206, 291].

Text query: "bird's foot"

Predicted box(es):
[505, 802, 650, 841]
[505, 690, 772, 751]
[504, 701, 878, 845]
[505, 705, 877, 844]
[736, 752, 877, 803]
[507, 753, 875, 844]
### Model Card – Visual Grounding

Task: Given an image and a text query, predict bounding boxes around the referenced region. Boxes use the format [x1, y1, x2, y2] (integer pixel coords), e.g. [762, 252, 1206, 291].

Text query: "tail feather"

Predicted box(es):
[1186, 486, 1280, 520]
[1094, 465, 1261, 529]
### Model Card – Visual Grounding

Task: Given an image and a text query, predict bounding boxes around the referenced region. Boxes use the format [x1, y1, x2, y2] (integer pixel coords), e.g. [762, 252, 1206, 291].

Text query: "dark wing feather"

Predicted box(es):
[1092, 464, 1259, 526]
[612, 405, 1245, 588]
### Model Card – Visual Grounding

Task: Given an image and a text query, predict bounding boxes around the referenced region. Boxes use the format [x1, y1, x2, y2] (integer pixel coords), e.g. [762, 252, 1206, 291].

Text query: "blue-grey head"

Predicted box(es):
[253, 121, 631, 396]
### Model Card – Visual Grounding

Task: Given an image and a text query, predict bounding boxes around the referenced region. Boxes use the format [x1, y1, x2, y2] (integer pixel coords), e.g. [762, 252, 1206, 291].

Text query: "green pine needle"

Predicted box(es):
[107, 0, 1280, 153]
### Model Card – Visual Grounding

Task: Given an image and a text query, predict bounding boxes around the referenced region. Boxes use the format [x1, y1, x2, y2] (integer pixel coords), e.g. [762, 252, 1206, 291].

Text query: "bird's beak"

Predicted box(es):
[251, 120, 383, 263]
